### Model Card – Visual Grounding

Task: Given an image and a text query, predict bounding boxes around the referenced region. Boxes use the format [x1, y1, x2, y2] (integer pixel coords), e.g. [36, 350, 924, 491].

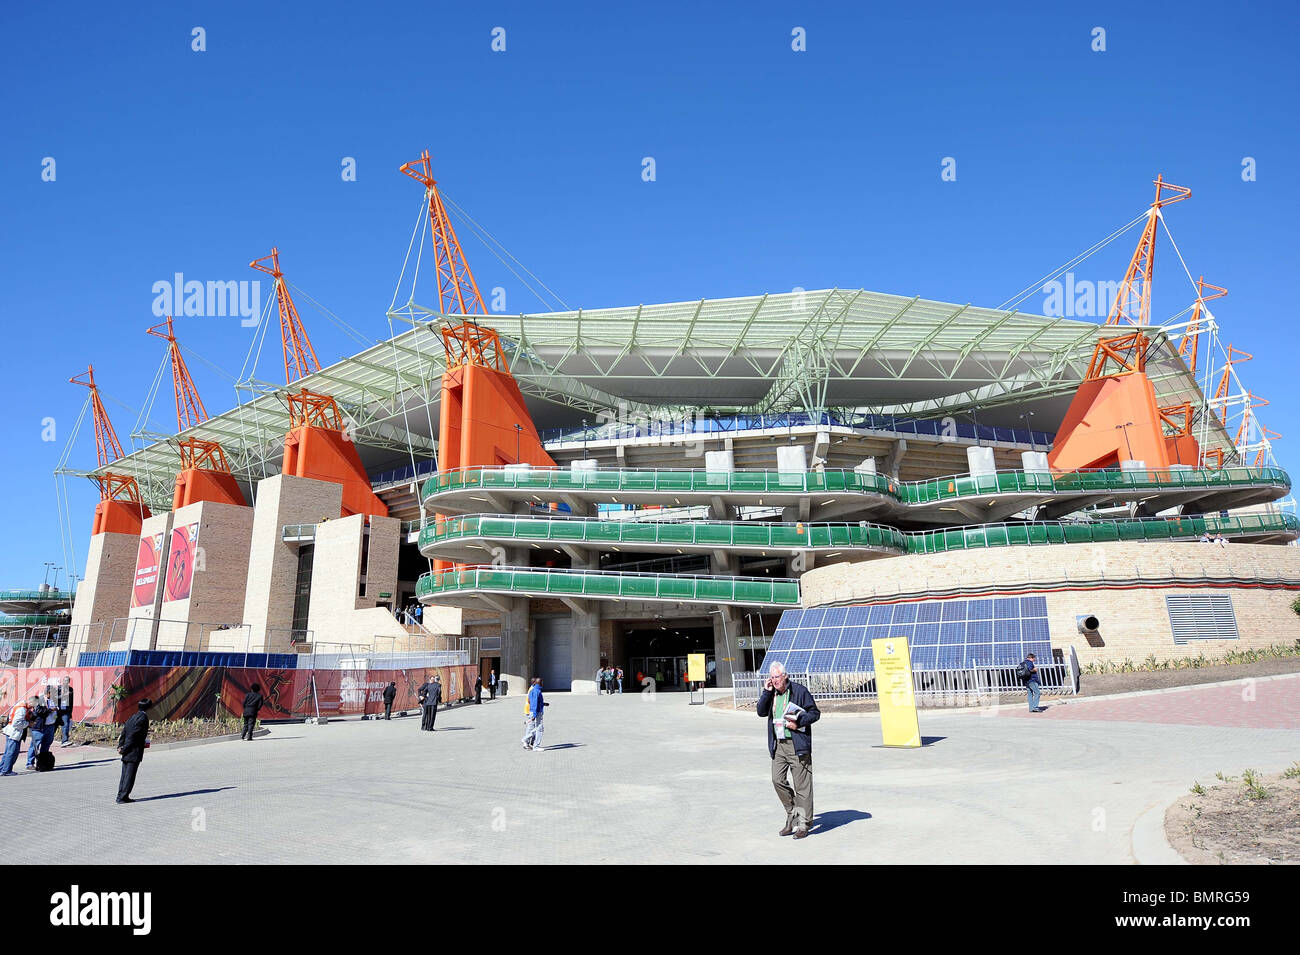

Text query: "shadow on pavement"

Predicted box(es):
[538, 742, 584, 750]
[431, 726, 473, 731]
[50, 757, 119, 771]
[812, 809, 872, 833]
[921, 736, 947, 746]
[137, 787, 236, 802]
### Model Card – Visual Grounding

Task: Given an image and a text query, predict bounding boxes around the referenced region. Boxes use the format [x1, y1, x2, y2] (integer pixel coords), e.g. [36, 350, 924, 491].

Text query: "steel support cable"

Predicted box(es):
[999, 210, 1149, 311]
[287, 280, 372, 347]
[233, 291, 281, 500]
[442, 193, 571, 312]
[54, 394, 92, 602]
[386, 193, 435, 485]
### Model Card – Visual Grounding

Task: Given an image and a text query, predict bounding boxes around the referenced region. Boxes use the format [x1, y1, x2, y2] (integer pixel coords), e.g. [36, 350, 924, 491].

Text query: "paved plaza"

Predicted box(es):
[6, 675, 1298, 864]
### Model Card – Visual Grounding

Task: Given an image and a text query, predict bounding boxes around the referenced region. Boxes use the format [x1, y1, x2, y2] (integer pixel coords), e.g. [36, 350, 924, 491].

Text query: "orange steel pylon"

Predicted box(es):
[399, 150, 488, 316]
[145, 316, 232, 474]
[70, 364, 151, 533]
[441, 320, 510, 372]
[1106, 175, 1192, 327]
[1177, 277, 1227, 378]
[1213, 345, 1252, 423]
[250, 247, 322, 386]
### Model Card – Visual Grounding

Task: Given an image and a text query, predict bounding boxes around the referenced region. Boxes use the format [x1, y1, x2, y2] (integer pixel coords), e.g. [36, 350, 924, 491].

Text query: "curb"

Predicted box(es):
[73, 728, 271, 753]
[1131, 794, 1189, 865]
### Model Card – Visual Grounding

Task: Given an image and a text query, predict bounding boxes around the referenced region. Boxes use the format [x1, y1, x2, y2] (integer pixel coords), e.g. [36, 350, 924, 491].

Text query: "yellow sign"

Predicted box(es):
[686, 653, 707, 683]
[871, 636, 921, 748]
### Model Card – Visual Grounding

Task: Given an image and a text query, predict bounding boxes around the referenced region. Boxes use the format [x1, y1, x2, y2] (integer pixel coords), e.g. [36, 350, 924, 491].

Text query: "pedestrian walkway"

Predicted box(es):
[3, 683, 1295, 864]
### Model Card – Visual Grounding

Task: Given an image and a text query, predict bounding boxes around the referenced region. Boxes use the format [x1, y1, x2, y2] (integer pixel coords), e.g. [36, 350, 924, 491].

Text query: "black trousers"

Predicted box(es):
[421, 704, 438, 730]
[489, 684, 496, 700]
[475, 687, 482, 704]
[241, 716, 256, 740]
[117, 760, 140, 801]
[383, 703, 393, 720]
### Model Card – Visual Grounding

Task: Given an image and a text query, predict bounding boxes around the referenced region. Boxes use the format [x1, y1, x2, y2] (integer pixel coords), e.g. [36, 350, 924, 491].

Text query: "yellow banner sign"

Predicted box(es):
[871, 636, 921, 748]
[687, 653, 707, 683]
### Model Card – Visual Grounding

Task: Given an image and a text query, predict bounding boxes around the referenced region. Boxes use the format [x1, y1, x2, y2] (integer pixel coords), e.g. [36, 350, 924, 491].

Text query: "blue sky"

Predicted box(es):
[1, 0, 1297, 587]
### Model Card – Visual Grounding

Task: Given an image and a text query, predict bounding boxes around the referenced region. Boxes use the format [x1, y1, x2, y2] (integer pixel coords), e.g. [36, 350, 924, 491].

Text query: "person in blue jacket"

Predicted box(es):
[756, 661, 820, 838]
[1021, 653, 1042, 712]
[521, 678, 547, 751]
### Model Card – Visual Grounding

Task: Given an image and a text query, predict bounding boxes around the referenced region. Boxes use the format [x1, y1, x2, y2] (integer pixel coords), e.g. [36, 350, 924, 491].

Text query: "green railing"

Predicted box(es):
[416, 566, 801, 606]
[0, 614, 70, 626]
[905, 513, 1300, 554]
[419, 511, 1298, 558]
[420, 515, 908, 553]
[422, 465, 1290, 508]
[0, 590, 75, 602]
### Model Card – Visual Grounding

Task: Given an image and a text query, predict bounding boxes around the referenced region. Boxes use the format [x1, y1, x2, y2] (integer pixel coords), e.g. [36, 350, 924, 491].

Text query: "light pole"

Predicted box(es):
[1018, 411, 1035, 445]
[1114, 421, 1136, 462]
[52, 566, 63, 591]
[582, 418, 589, 459]
[43, 562, 55, 589]
[969, 405, 982, 447]
[514, 423, 522, 463]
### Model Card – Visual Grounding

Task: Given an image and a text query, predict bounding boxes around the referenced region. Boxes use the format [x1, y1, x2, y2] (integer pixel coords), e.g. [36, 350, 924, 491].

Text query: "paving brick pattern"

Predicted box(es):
[4, 679, 1297, 864]
[1002, 676, 1300, 729]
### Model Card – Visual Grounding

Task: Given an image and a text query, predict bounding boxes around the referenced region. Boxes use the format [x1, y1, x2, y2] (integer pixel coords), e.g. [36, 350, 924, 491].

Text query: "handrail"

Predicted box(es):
[420, 464, 1290, 507]
[417, 512, 1299, 557]
[415, 564, 801, 606]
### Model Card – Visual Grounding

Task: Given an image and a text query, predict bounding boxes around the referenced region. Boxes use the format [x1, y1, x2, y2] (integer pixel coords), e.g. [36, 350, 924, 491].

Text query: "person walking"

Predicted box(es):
[1, 695, 38, 776]
[116, 698, 152, 804]
[1021, 652, 1043, 712]
[241, 682, 264, 741]
[382, 681, 397, 720]
[56, 676, 75, 746]
[521, 678, 546, 751]
[756, 661, 820, 839]
[474, 673, 483, 704]
[616, 666, 624, 694]
[488, 670, 497, 701]
[25, 688, 56, 770]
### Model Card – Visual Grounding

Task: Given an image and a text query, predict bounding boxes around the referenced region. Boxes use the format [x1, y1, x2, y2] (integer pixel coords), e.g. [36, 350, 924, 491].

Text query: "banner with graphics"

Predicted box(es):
[871, 636, 921, 748]
[0, 663, 480, 725]
[163, 522, 199, 602]
[131, 532, 166, 609]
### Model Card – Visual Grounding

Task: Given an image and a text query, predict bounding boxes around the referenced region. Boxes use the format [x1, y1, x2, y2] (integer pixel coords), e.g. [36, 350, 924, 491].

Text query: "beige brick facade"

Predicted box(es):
[801, 542, 1300, 664]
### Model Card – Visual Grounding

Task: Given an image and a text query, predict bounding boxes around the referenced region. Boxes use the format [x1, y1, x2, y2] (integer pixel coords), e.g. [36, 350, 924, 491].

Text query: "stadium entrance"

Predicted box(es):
[620, 620, 716, 690]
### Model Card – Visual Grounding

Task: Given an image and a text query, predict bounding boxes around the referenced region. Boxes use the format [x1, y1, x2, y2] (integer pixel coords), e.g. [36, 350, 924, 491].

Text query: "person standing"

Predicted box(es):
[616, 666, 624, 694]
[382, 681, 397, 720]
[521, 678, 546, 751]
[116, 698, 152, 804]
[1, 695, 37, 776]
[756, 661, 820, 839]
[25, 688, 56, 770]
[417, 676, 435, 730]
[474, 673, 483, 704]
[56, 676, 75, 746]
[241, 682, 264, 741]
[488, 670, 497, 701]
[1021, 652, 1043, 712]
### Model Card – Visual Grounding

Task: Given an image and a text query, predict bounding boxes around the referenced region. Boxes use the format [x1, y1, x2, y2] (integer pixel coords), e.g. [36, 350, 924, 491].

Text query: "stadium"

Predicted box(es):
[11, 162, 1297, 711]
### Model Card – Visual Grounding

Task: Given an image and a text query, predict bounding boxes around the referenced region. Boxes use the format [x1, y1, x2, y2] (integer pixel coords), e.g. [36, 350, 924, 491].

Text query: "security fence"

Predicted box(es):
[731, 661, 1077, 708]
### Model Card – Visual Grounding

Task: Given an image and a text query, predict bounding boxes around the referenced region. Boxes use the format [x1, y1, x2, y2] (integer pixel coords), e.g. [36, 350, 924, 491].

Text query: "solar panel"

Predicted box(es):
[765, 595, 1052, 673]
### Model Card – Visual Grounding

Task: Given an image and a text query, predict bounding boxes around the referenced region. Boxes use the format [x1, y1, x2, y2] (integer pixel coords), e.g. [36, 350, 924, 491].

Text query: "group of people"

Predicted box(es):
[1199, 533, 1229, 547]
[395, 603, 424, 626]
[2, 677, 75, 776]
[596, 665, 623, 694]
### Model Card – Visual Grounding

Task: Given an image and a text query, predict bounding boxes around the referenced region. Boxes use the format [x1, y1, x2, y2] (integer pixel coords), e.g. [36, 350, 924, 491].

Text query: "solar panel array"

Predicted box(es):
[762, 596, 1052, 672]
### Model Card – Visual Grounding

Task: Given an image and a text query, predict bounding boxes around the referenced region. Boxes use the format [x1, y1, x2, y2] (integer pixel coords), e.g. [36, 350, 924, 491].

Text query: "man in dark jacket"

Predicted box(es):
[418, 675, 441, 731]
[755, 661, 820, 839]
[474, 673, 483, 704]
[56, 676, 75, 746]
[382, 681, 397, 720]
[116, 698, 152, 804]
[241, 683, 264, 740]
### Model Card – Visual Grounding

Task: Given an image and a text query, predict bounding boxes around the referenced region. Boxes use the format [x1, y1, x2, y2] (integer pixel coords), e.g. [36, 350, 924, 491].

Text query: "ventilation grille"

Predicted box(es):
[1166, 594, 1239, 644]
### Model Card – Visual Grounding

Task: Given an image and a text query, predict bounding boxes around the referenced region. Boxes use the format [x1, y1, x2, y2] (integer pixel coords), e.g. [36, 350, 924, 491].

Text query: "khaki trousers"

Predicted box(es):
[771, 738, 813, 828]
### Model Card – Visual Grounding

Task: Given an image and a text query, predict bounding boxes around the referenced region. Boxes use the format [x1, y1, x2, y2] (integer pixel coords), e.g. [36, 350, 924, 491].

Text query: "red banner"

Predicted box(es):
[0, 663, 480, 724]
[131, 533, 165, 609]
[163, 522, 199, 602]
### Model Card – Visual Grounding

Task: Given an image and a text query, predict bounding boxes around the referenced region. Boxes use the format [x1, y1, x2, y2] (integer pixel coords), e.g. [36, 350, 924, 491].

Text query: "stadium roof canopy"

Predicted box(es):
[81, 288, 1237, 512]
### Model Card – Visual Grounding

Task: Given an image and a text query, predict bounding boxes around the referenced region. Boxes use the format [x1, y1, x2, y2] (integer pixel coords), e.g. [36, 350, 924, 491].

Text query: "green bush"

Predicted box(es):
[1082, 643, 1300, 674]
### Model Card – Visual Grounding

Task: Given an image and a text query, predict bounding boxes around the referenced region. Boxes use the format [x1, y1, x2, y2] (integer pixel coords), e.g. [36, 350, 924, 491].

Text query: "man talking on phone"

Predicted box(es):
[756, 661, 820, 839]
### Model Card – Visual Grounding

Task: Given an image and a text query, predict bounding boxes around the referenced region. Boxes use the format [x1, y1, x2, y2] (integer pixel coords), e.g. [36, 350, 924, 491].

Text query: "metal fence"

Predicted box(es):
[731, 662, 1077, 708]
[0, 625, 71, 668]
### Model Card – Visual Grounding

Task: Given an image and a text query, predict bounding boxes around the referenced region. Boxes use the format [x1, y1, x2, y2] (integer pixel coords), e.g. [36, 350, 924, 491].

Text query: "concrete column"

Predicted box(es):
[711, 606, 743, 688]
[242, 474, 343, 653]
[128, 511, 174, 650]
[69, 530, 139, 660]
[499, 596, 531, 695]
[159, 499, 253, 652]
[967, 445, 996, 476]
[570, 603, 601, 693]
